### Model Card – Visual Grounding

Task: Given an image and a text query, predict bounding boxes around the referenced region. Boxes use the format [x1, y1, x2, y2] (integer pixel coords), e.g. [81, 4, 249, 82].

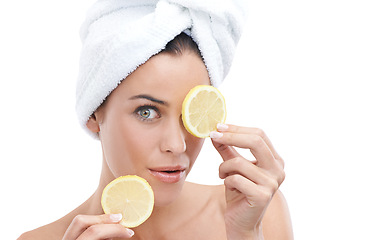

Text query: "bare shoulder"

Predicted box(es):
[17, 219, 67, 240]
[184, 182, 225, 199]
[262, 190, 294, 239]
[17, 230, 37, 240]
[184, 182, 226, 209]
[18, 227, 52, 240]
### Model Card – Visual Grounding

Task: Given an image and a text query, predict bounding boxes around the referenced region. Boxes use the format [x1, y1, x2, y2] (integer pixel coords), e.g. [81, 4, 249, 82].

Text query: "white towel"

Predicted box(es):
[76, 0, 247, 138]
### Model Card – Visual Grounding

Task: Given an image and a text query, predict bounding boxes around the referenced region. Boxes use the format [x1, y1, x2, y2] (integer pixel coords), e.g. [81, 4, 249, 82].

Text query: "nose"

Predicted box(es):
[160, 116, 187, 155]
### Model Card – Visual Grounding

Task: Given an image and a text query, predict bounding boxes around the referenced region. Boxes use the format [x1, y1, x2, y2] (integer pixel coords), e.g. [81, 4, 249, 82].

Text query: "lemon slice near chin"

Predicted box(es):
[101, 175, 154, 228]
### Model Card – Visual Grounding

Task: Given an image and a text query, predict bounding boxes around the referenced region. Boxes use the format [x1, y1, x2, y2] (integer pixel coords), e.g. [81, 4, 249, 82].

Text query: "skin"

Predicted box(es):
[18, 51, 293, 240]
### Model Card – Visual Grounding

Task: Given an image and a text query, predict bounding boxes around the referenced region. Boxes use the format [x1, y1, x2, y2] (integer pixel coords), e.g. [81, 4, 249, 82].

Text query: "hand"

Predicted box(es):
[62, 214, 135, 240]
[210, 124, 285, 239]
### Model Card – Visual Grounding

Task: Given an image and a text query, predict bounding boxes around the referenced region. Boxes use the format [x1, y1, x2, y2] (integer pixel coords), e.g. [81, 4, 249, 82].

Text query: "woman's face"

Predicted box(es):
[93, 52, 210, 206]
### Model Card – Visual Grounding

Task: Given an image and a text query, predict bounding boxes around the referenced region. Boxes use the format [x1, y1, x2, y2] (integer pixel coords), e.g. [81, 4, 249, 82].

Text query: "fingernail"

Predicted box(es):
[110, 213, 122, 222]
[126, 228, 135, 237]
[210, 131, 223, 139]
[217, 123, 229, 131]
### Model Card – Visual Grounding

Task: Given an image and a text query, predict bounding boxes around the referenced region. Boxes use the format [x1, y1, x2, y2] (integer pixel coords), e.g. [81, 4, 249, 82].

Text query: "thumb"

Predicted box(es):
[211, 138, 240, 161]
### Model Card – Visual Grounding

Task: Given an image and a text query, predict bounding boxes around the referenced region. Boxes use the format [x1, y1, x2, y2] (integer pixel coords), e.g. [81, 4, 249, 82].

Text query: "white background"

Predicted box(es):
[1, 0, 366, 239]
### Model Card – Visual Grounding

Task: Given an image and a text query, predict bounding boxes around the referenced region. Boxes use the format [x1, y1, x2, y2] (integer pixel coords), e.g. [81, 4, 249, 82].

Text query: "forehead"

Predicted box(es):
[111, 52, 210, 101]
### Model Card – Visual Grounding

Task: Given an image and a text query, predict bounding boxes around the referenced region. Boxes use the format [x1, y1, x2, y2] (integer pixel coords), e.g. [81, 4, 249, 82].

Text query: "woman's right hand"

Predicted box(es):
[62, 214, 135, 239]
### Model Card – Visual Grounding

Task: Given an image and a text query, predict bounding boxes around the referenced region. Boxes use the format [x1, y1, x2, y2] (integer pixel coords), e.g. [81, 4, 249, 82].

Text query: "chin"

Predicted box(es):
[150, 180, 186, 207]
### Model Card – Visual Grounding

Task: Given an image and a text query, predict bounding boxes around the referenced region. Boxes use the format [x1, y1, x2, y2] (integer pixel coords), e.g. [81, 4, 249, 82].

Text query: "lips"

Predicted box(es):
[149, 166, 186, 183]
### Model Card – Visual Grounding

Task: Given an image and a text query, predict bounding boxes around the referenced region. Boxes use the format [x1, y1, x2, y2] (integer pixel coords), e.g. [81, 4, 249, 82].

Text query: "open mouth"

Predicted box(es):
[149, 167, 186, 183]
[161, 170, 181, 173]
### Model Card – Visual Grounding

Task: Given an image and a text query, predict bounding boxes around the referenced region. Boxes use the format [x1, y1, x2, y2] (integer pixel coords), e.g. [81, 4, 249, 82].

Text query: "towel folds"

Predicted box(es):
[76, 0, 246, 138]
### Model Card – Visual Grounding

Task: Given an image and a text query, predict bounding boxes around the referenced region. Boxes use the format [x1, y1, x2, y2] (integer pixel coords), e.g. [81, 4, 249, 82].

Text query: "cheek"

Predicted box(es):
[186, 136, 205, 165]
[100, 118, 159, 177]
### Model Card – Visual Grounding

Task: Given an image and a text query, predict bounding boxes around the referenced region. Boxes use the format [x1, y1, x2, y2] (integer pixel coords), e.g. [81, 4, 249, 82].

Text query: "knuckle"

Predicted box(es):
[278, 157, 285, 168]
[260, 188, 273, 202]
[216, 143, 228, 152]
[273, 161, 286, 184]
[265, 190, 273, 201]
[251, 134, 264, 146]
[72, 214, 87, 228]
[231, 156, 243, 166]
[224, 176, 232, 186]
[84, 224, 101, 236]
[219, 157, 244, 176]
[218, 162, 227, 178]
[268, 178, 279, 193]
[278, 169, 286, 184]
[218, 161, 225, 171]
[253, 128, 266, 139]
[231, 173, 242, 182]
[225, 174, 241, 187]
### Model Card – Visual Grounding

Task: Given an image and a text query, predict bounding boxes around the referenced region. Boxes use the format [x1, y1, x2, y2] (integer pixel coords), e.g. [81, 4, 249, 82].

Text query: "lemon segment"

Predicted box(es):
[182, 85, 226, 138]
[101, 175, 154, 228]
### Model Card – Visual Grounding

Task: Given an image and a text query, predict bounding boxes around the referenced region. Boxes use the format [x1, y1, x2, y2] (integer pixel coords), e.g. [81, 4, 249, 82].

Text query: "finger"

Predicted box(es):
[219, 157, 274, 187]
[211, 138, 241, 160]
[63, 214, 123, 240]
[77, 224, 134, 240]
[224, 174, 273, 207]
[211, 131, 276, 170]
[217, 124, 283, 166]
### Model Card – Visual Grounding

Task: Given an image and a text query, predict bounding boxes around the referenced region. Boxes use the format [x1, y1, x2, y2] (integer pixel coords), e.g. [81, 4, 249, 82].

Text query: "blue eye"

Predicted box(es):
[136, 106, 160, 121]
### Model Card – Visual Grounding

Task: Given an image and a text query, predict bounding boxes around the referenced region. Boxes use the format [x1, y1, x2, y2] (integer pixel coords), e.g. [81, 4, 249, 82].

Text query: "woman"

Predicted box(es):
[19, 1, 293, 239]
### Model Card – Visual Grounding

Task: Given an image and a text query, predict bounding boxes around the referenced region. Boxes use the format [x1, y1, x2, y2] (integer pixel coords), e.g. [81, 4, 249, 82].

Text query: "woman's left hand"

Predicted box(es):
[210, 124, 285, 240]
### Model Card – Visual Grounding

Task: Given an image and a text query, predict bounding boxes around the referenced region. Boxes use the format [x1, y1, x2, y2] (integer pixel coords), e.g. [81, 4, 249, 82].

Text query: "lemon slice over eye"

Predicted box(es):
[101, 175, 154, 228]
[182, 85, 226, 138]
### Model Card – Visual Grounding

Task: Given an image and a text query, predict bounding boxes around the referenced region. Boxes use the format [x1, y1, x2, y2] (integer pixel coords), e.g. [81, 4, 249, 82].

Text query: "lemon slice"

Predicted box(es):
[101, 175, 154, 228]
[182, 85, 226, 138]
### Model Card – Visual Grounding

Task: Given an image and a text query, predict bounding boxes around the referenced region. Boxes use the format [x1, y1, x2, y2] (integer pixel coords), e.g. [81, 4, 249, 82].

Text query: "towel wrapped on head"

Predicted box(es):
[76, 0, 247, 138]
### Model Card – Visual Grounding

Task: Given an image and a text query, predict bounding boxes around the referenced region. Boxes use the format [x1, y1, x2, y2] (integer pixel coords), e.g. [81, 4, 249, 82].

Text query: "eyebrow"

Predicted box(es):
[129, 94, 167, 105]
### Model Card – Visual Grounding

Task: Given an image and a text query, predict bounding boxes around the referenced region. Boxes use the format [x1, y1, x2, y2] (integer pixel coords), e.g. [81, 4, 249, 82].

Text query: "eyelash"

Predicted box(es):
[134, 104, 161, 122]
